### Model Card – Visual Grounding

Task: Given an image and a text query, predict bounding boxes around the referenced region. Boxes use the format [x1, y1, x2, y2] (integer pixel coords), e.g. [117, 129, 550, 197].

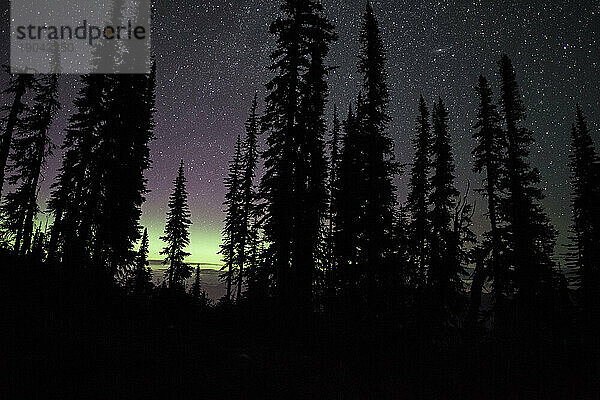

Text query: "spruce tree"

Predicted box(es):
[472, 75, 506, 312]
[429, 98, 461, 303]
[569, 105, 600, 324]
[260, 0, 335, 314]
[161, 161, 193, 289]
[1, 73, 60, 255]
[357, 2, 397, 310]
[220, 135, 243, 302]
[190, 266, 207, 305]
[132, 228, 153, 294]
[324, 105, 341, 298]
[408, 96, 432, 286]
[497, 54, 557, 318]
[48, 65, 155, 273]
[237, 95, 260, 300]
[333, 102, 364, 297]
[0, 71, 35, 199]
[47, 74, 108, 266]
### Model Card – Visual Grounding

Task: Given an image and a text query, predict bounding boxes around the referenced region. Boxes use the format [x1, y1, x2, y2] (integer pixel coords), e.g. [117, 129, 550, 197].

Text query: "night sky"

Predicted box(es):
[1, 0, 598, 265]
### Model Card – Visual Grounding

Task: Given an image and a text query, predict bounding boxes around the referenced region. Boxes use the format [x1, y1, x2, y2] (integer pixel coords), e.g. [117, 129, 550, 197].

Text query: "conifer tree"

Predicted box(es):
[497, 55, 557, 316]
[333, 102, 364, 296]
[0, 71, 35, 199]
[48, 65, 155, 272]
[429, 98, 461, 303]
[324, 105, 341, 296]
[161, 161, 193, 289]
[471, 75, 506, 312]
[357, 2, 397, 309]
[190, 266, 207, 305]
[220, 135, 243, 302]
[92, 68, 156, 273]
[408, 96, 432, 286]
[260, 0, 335, 314]
[131, 228, 153, 294]
[237, 95, 260, 300]
[569, 105, 600, 323]
[47, 74, 108, 266]
[1, 73, 60, 255]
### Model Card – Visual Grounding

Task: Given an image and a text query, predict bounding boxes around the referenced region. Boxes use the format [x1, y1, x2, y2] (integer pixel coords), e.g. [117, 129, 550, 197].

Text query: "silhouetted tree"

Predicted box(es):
[131, 228, 153, 294]
[47, 74, 108, 266]
[471, 75, 506, 320]
[190, 266, 207, 305]
[220, 135, 243, 302]
[429, 98, 461, 308]
[323, 104, 341, 302]
[47, 65, 155, 273]
[161, 161, 193, 289]
[357, 2, 397, 311]
[92, 68, 156, 273]
[333, 102, 364, 301]
[1, 73, 59, 255]
[569, 105, 600, 326]
[260, 0, 335, 316]
[0, 71, 35, 199]
[497, 54, 557, 322]
[408, 96, 432, 287]
[237, 95, 260, 300]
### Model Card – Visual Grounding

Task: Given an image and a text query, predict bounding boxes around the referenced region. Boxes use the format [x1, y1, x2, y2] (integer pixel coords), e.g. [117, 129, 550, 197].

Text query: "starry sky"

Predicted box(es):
[1, 0, 599, 265]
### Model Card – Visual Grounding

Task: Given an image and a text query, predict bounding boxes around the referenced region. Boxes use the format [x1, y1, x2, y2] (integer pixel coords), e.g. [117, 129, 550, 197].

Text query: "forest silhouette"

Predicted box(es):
[2, 1, 600, 398]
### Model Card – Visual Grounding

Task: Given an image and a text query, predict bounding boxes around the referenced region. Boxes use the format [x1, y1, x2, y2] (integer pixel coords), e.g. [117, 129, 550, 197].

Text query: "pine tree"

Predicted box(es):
[471, 75, 506, 314]
[131, 228, 153, 294]
[569, 105, 600, 324]
[429, 98, 461, 304]
[220, 135, 243, 302]
[161, 161, 193, 289]
[408, 96, 432, 286]
[260, 0, 335, 314]
[1, 73, 60, 255]
[0, 71, 35, 199]
[497, 54, 557, 318]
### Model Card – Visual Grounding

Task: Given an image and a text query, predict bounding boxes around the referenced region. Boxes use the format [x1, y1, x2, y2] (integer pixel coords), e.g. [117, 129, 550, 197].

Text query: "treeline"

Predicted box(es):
[0, 0, 599, 335]
[217, 1, 600, 333]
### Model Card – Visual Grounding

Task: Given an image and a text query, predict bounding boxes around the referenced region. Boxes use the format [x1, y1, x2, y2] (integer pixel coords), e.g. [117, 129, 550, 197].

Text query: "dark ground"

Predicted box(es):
[1, 253, 599, 399]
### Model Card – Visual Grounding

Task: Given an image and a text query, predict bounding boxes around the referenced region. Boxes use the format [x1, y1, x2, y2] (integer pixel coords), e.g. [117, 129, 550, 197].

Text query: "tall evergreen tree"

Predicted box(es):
[47, 65, 156, 272]
[260, 0, 335, 315]
[1, 73, 60, 254]
[569, 105, 600, 324]
[324, 105, 341, 298]
[429, 98, 461, 303]
[220, 135, 243, 302]
[161, 161, 193, 289]
[47, 74, 108, 266]
[408, 96, 432, 286]
[333, 102, 364, 297]
[237, 95, 260, 300]
[471, 75, 506, 314]
[497, 54, 557, 317]
[357, 2, 397, 310]
[0, 71, 35, 199]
